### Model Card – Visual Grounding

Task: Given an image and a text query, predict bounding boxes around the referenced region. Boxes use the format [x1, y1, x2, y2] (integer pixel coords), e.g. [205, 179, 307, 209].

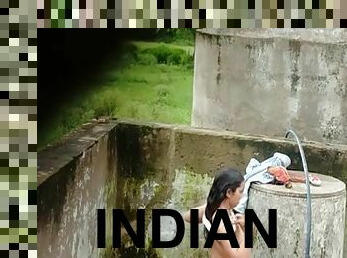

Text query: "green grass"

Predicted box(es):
[38, 41, 194, 151]
[106, 64, 193, 123]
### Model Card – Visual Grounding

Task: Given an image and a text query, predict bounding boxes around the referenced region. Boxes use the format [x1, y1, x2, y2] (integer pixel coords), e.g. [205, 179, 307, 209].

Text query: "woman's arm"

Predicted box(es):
[183, 203, 206, 223]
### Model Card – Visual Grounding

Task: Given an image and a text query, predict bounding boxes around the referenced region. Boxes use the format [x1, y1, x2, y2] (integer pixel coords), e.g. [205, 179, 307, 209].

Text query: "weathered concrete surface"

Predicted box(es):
[38, 120, 347, 257]
[38, 121, 177, 258]
[192, 29, 347, 145]
[172, 126, 347, 182]
[38, 122, 118, 257]
[248, 174, 346, 258]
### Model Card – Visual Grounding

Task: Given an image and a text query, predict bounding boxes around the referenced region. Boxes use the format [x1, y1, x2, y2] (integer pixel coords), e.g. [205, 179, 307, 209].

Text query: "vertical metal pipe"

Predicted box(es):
[285, 130, 311, 258]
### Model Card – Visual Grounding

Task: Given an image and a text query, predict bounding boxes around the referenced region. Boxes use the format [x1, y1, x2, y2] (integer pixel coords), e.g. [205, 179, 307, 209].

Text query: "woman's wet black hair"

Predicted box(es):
[204, 168, 244, 235]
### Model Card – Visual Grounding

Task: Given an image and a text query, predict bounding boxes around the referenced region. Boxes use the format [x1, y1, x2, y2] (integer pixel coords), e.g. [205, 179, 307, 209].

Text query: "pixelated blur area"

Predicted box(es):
[1, 0, 37, 257]
[36, 0, 346, 28]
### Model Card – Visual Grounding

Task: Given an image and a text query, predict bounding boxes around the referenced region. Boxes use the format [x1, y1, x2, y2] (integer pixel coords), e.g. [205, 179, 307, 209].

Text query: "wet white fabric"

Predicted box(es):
[234, 152, 291, 214]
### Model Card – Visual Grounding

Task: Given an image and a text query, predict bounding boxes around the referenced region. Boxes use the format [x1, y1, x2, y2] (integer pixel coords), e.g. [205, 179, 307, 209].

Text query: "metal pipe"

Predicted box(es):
[285, 130, 311, 258]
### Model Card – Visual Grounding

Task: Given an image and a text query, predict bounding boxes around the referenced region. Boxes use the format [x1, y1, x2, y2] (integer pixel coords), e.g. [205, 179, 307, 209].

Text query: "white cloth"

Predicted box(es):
[234, 152, 291, 214]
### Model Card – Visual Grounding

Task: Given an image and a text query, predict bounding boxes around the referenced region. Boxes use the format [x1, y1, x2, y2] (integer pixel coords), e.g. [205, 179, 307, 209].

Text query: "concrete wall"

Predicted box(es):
[38, 124, 118, 257]
[192, 29, 347, 145]
[38, 120, 347, 257]
[38, 121, 177, 258]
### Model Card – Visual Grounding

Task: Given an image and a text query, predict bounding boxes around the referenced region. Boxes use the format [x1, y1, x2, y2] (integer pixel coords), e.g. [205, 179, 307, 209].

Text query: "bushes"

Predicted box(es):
[154, 29, 195, 46]
[93, 92, 117, 118]
[136, 53, 157, 65]
[119, 42, 194, 69]
[137, 44, 193, 67]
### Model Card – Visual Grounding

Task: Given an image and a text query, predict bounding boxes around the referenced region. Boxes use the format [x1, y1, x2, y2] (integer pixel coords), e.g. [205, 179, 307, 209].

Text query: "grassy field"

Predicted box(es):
[38, 40, 194, 151]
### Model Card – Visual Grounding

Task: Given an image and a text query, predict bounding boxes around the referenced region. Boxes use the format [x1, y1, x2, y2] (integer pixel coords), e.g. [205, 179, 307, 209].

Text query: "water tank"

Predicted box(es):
[247, 172, 346, 257]
[192, 29, 347, 144]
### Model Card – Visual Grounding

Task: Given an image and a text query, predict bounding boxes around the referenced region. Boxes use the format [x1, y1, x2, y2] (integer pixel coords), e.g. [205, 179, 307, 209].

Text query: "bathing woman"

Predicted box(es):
[183, 169, 251, 258]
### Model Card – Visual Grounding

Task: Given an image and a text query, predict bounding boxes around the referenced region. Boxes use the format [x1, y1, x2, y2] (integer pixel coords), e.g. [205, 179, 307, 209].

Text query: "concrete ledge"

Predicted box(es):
[38, 121, 117, 186]
[198, 29, 347, 44]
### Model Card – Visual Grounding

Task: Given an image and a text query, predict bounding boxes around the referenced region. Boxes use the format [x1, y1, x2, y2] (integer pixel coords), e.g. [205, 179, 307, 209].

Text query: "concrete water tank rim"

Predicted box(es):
[197, 29, 347, 44]
[250, 172, 346, 199]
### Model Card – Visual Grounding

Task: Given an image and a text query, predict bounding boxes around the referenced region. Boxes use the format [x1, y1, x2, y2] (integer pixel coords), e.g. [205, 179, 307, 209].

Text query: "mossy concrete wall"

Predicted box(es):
[38, 120, 347, 257]
[192, 29, 347, 145]
[38, 121, 176, 258]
